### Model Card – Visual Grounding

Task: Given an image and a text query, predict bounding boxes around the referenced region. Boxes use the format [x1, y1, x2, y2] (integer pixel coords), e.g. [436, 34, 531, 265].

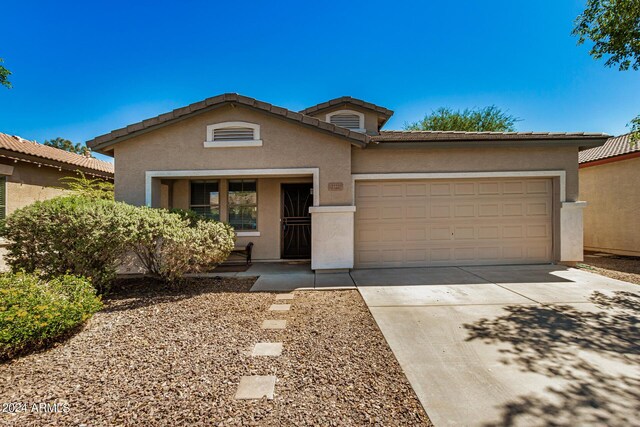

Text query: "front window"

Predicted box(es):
[190, 180, 220, 220]
[228, 179, 257, 230]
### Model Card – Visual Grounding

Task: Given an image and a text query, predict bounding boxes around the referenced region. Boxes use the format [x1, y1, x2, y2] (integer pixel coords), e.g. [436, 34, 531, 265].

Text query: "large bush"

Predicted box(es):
[129, 208, 235, 284]
[2, 196, 136, 293]
[0, 272, 102, 360]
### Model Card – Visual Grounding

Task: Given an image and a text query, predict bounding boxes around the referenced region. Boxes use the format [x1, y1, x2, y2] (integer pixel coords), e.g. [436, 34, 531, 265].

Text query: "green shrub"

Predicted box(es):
[2, 196, 136, 293]
[168, 208, 211, 227]
[0, 272, 102, 360]
[129, 208, 235, 284]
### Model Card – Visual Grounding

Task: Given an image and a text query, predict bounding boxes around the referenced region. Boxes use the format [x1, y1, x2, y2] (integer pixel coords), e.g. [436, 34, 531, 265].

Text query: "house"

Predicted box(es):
[86, 94, 607, 272]
[0, 132, 114, 218]
[0, 132, 114, 270]
[579, 133, 639, 256]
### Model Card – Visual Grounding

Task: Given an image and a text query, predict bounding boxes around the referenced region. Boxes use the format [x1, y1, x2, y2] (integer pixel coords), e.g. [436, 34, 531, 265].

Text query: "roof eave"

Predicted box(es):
[367, 137, 610, 150]
[88, 100, 369, 153]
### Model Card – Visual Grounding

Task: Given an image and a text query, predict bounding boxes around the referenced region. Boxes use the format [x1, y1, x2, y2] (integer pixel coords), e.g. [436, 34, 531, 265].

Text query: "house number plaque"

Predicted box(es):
[328, 182, 343, 191]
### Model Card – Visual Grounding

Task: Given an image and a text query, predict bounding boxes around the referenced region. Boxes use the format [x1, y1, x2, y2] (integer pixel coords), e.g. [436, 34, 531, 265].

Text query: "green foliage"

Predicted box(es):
[44, 137, 93, 157]
[59, 171, 114, 200]
[573, 0, 640, 71]
[168, 208, 213, 227]
[2, 196, 136, 293]
[129, 208, 235, 284]
[0, 272, 102, 360]
[404, 106, 519, 132]
[629, 114, 640, 145]
[0, 58, 11, 89]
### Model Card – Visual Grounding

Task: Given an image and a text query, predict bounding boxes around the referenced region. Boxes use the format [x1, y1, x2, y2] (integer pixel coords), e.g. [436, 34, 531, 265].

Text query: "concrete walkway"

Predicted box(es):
[213, 262, 356, 291]
[356, 265, 640, 426]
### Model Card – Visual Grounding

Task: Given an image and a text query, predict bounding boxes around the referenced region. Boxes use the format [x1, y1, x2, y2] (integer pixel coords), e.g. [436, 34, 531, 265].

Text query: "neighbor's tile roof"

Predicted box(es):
[579, 133, 639, 163]
[0, 132, 114, 175]
[372, 130, 610, 143]
[87, 93, 370, 151]
[299, 96, 394, 118]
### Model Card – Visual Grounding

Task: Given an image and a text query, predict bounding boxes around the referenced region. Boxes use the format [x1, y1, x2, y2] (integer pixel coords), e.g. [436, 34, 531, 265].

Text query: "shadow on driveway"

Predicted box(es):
[464, 291, 640, 426]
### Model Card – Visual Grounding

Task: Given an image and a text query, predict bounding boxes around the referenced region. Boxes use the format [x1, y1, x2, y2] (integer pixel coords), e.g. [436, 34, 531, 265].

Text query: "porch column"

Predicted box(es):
[309, 206, 356, 271]
[560, 201, 587, 262]
[150, 178, 162, 208]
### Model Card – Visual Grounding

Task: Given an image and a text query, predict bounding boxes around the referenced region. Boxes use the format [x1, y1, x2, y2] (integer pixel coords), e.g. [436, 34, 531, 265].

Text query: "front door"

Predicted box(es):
[281, 183, 312, 259]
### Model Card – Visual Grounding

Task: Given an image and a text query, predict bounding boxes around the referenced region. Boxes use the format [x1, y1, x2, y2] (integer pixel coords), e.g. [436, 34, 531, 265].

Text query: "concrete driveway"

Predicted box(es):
[354, 265, 640, 426]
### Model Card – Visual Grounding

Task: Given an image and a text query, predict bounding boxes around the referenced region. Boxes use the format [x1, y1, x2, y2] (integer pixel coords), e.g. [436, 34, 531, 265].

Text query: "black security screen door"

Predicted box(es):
[281, 183, 312, 259]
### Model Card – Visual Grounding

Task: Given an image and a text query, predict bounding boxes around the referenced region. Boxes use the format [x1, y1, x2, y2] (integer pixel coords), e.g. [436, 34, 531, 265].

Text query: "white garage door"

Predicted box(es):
[355, 178, 553, 268]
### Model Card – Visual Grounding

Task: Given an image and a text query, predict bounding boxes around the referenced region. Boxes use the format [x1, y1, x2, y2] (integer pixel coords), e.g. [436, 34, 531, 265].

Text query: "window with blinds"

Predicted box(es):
[190, 180, 220, 220]
[228, 180, 257, 231]
[0, 177, 5, 220]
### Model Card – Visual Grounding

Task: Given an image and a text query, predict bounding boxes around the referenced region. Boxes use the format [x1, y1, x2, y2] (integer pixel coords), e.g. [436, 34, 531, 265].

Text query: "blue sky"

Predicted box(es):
[1, 0, 638, 162]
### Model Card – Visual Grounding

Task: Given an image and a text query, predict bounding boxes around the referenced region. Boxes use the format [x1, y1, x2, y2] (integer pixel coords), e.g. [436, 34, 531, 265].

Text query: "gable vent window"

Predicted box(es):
[205, 121, 262, 147]
[213, 127, 255, 141]
[326, 110, 365, 133]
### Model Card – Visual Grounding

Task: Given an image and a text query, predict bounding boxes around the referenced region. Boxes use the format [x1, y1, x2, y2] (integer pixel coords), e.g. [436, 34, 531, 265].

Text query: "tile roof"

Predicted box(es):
[0, 132, 114, 176]
[299, 96, 394, 119]
[579, 133, 639, 163]
[87, 93, 370, 151]
[372, 130, 610, 143]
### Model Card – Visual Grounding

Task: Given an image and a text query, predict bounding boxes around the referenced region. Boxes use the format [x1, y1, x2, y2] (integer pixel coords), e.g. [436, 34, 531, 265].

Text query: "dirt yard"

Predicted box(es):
[578, 252, 640, 285]
[0, 277, 430, 426]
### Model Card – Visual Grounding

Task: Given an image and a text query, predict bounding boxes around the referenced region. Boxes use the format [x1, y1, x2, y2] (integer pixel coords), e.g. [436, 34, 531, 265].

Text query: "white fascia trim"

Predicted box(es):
[351, 171, 567, 203]
[309, 206, 356, 213]
[236, 231, 261, 237]
[145, 168, 320, 207]
[204, 140, 263, 148]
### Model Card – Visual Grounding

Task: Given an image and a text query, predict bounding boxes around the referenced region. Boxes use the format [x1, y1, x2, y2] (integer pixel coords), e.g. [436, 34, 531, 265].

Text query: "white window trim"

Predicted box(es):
[326, 110, 366, 133]
[236, 231, 261, 237]
[204, 121, 262, 148]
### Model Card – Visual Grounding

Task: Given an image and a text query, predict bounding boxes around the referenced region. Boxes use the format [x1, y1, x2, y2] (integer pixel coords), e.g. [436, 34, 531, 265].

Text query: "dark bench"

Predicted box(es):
[231, 242, 253, 265]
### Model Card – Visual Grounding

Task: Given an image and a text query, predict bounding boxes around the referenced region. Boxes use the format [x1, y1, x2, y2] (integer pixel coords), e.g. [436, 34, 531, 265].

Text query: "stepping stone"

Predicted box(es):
[269, 304, 291, 311]
[252, 342, 283, 356]
[275, 293, 294, 301]
[261, 319, 286, 329]
[234, 376, 276, 400]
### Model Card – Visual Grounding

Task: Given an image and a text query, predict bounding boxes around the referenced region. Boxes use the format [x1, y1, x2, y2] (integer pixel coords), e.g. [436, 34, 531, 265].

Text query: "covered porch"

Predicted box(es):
[146, 169, 319, 263]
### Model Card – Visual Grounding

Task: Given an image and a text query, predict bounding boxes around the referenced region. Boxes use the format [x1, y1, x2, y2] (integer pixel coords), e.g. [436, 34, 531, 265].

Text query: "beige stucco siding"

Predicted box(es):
[351, 145, 580, 201]
[2, 161, 72, 215]
[580, 157, 640, 256]
[114, 105, 352, 207]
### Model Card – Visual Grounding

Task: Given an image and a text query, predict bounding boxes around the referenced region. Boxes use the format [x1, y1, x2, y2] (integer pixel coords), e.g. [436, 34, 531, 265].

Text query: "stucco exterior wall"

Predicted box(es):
[113, 105, 353, 207]
[1, 161, 73, 215]
[580, 157, 640, 256]
[351, 145, 580, 201]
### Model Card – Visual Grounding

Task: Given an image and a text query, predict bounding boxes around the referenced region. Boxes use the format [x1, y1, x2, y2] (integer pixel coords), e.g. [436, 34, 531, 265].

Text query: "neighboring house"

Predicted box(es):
[579, 133, 640, 256]
[86, 94, 607, 271]
[0, 132, 114, 270]
[0, 132, 114, 217]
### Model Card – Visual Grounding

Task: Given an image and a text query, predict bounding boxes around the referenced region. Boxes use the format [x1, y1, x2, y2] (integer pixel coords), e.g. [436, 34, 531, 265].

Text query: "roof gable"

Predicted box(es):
[299, 96, 393, 129]
[87, 93, 370, 153]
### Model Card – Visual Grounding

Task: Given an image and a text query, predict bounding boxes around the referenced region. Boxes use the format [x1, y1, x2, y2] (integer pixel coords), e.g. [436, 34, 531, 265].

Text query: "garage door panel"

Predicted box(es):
[355, 178, 553, 268]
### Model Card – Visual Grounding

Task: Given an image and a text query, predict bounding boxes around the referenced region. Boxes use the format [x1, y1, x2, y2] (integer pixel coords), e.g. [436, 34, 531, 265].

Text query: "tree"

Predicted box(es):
[404, 106, 519, 132]
[59, 172, 114, 200]
[0, 58, 11, 89]
[43, 137, 93, 157]
[573, 0, 640, 143]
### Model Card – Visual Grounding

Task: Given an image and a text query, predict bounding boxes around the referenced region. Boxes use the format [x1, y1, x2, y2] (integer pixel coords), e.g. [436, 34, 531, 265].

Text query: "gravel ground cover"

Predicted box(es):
[578, 252, 640, 285]
[0, 277, 430, 426]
